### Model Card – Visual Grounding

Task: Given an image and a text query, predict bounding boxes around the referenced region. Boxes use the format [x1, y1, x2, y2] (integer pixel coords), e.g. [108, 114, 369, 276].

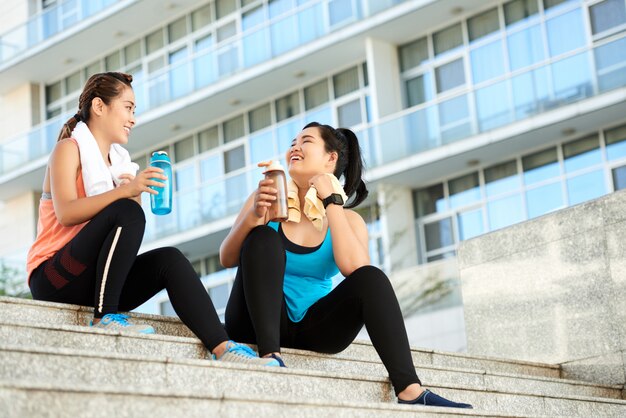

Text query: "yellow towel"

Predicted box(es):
[287, 173, 348, 231]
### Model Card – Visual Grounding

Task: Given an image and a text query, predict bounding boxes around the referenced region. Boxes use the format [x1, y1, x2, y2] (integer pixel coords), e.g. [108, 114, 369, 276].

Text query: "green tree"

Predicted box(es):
[0, 261, 31, 299]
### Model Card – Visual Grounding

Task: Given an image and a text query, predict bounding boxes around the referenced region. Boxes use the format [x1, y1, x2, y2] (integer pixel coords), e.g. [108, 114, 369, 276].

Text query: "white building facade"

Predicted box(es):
[1, 0, 625, 352]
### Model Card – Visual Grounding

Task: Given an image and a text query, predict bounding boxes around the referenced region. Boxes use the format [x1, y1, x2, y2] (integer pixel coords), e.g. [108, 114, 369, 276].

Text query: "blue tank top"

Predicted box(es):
[268, 221, 339, 322]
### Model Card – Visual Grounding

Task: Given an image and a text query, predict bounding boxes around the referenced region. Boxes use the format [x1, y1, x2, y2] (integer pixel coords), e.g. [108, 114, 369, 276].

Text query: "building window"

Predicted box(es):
[504, 0, 539, 26]
[224, 145, 246, 173]
[304, 79, 329, 110]
[168, 16, 188, 43]
[435, 59, 465, 93]
[249, 103, 272, 133]
[276, 92, 300, 122]
[174, 136, 195, 163]
[192, 4, 213, 31]
[467, 8, 500, 42]
[337, 99, 362, 127]
[606, 123, 626, 161]
[433, 23, 463, 56]
[589, 0, 626, 35]
[223, 115, 245, 143]
[333, 67, 360, 98]
[146, 29, 165, 54]
[406, 73, 433, 107]
[198, 126, 220, 153]
[399, 37, 429, 72]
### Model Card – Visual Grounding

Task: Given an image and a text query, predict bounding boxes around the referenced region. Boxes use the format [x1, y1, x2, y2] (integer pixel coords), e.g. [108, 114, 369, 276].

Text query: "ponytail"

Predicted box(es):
[56, 72, 133, 142]
[336, 128, 368, 208]
[303, 122, 369, 208]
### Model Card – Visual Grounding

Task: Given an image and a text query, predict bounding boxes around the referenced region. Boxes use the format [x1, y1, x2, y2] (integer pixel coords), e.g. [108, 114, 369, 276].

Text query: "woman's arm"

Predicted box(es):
[50, 139, 164, 226]
[219, 175, 278, 267]
[326, 205, 370, 276]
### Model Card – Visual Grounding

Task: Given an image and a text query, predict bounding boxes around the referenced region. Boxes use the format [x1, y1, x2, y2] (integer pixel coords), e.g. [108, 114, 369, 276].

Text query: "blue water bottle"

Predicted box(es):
[150, 151, 172, 215]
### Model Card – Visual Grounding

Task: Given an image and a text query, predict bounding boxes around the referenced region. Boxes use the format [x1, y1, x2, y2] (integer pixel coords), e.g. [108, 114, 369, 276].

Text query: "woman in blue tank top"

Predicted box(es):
[220, 122, 471, 409]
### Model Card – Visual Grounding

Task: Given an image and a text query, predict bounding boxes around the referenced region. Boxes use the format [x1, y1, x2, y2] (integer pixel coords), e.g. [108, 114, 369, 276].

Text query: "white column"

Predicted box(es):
[364, 37, 403, 119]
[377, 183, 418, 273]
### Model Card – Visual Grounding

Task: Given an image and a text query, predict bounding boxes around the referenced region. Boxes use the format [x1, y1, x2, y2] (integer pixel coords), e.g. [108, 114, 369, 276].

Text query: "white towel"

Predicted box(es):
[286, 173, 348, 232]
[71, 121, 139, 197]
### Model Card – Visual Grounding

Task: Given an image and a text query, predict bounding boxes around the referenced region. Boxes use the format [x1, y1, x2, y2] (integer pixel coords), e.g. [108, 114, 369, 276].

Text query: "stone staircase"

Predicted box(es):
[1, 296, 625, 417]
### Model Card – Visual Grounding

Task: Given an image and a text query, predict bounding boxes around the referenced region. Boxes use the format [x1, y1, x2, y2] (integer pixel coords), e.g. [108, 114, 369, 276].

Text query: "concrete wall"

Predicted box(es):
[0, 191, 38, 269]
[458, 190, 626, 385]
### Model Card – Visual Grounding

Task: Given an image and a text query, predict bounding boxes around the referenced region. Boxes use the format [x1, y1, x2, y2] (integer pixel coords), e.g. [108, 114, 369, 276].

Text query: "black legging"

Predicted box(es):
[29, 199, 228, 351]
[225, 225, 421, 395]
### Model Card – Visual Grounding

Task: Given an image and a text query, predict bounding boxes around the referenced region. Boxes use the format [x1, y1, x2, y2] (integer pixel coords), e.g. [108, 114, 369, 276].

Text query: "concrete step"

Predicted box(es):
[0, 380, 536, 418]
[2, 344, 626, 417]
[0, 319, 621, 402]
[0, 296, 560, 379]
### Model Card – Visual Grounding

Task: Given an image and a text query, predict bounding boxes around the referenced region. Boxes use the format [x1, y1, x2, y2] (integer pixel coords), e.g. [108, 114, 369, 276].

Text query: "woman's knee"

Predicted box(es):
[102, 199, 145, 225]
[242, 225, 282, 255]
[345, 265, 394, 296]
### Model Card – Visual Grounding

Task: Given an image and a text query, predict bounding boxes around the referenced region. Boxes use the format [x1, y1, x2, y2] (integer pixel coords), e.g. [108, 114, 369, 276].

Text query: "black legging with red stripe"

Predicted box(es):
[29, 199, 228, 351]
[225, 225, 422, 395]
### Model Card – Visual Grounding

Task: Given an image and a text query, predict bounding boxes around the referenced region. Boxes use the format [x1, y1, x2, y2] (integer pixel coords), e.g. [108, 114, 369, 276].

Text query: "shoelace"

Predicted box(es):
[226, 341, 258, 358]
[102, 313, 131, 327]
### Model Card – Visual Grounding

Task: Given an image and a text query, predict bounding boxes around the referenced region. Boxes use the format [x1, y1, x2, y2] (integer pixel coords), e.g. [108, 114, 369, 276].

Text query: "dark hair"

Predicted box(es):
[57, 72, 133, 142]
[303, 121, 368, 208]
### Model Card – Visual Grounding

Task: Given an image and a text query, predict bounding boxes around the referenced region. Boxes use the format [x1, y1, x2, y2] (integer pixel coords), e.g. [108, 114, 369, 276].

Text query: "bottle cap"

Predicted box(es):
[264, 160, 285, 173]
[151, 151, 168, 157]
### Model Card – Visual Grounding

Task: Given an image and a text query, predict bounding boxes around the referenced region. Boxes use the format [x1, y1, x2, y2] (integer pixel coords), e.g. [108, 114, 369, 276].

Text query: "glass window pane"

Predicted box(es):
[223, 115, 245, 143]
[276, 92, 300, 122]
[243, 5, 265, 30]
[485, 160, 519, 196]
[606, 124, 626, 161]
[168, 17, 188, 43]
[337, 99, 362, 127]
[249, 104, 272, 132]
[46, 81, 62, 104]
[468, 8, 500, 42]
[105, 51, 121, 71]
[475, 80, 511, 131]
[333, 67, 360, 98]
[192, 5, 212, 31]
[458, 209, 484, 240]
[191, 260, 203, 276]
[435, 58, 465, 93]
[594, 36, 626, 92]
[471, 40, 504, 84]
[217, 21, 237, 42]
[507, 24, 545, 71]
[433, 23, 463, 56]
[449, 172, 480, 208]
[250, 131, 275, 163]
[612, 165, 626, 190]
[175, 165, 196, 191]
[551, 52, 592, 103]
[146, 29, 164, 54]
[209, 283, 230, 310]
[424, 218, 454, 251]
[590, 0, 626, 35]
[65, 71, 81, 94]
[567, 170, 606, 205]
[523, 148, 559, 184]
[526, 182, 564, 218]
[124, 40, 142, 64]
[504, 0, 539, 26]
[414, 184, 446, 217]
[277, 119, 301, 153]
[224, 145, 246, 172]
[511, 66, 550, 119]
[160, 300, 176, 316]
[563, 134, 601, 172]
[84, 61, 101, 79]
[304, 79, 329, 110]
[487, 194, 525, 230]
[544, 0, 577, 11]
[399, 37, 429, 72]
[438, 94, 471, 143]
[216, 0, 237, 19]
[199, 126, 220, 152]
[200, 154, 223, 182]
[174, 136, 195, 162]
[406, 73, 434, 107]
[546, 8, 586, 57]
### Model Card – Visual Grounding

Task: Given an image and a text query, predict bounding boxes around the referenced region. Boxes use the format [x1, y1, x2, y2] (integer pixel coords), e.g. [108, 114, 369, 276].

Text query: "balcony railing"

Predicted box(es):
[0, 0, 123, 64]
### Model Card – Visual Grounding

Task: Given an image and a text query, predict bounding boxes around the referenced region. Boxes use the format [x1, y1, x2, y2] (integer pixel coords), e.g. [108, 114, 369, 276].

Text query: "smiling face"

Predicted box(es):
[93, 86, 136, 145]
[286, 126, 337, 180]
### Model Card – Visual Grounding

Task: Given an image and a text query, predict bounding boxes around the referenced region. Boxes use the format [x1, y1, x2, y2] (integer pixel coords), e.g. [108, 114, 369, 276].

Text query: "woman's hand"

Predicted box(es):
[118, 166, 167, 198]
[251, 161, 277, 219]
[309, 173, 335, 200]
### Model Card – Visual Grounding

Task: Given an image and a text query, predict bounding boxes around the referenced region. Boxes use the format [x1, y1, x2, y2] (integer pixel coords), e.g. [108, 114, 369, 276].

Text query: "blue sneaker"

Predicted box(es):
[398, 389, 473, 409]
[90, 313, 155, 334]
[213, 341, 280, 367]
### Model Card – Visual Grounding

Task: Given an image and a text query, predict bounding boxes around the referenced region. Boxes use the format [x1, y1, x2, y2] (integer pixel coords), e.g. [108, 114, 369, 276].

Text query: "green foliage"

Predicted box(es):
[0, 261, 31, 299]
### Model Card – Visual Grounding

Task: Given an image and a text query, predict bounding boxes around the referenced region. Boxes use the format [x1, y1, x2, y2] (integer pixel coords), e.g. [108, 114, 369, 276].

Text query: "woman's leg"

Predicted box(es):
[29, 199, 145, 318]
[117, 246, 228, 351]
[287, 265, 421, 396]
[224, 225, 286, 356]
